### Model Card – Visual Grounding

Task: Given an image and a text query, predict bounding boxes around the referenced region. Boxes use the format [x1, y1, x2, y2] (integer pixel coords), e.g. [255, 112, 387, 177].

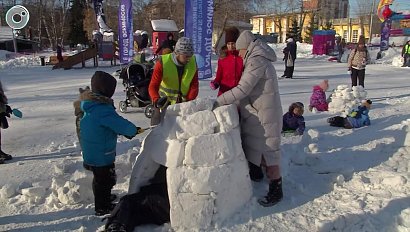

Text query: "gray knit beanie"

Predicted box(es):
[174, 37, 194, 56]
[235, 30, 256, 50]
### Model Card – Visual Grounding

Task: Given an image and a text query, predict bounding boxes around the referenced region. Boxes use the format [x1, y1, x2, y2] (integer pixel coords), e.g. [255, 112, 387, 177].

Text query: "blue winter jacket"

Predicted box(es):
[80, 99, 137, 167]
[347, 105, 371, 128]
[282, 111, 305, 135]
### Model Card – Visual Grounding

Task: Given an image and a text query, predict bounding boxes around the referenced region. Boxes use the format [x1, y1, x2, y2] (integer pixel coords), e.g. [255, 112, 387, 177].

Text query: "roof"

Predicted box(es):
[151, 19, 179, 32]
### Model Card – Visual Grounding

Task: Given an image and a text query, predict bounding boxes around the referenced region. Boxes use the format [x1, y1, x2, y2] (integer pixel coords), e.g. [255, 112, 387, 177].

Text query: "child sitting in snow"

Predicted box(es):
[282, 102, 305, 135]
[309, 79, 329, 112]
[76, 71, 142, 216]
[327, 99, 372, 129]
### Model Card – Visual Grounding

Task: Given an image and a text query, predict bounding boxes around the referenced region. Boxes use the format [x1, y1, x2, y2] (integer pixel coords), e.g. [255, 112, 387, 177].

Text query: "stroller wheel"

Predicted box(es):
[119, 101, 127, 113]
[144, 104, 154, 118]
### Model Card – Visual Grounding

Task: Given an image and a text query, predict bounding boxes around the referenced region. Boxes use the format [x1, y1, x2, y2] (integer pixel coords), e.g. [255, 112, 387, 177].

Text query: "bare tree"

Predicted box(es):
[354, 0, 374, 37]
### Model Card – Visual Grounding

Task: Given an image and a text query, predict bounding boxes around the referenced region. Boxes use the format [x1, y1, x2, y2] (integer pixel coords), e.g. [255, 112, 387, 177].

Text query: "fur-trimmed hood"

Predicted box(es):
[73, 90, 114, 116]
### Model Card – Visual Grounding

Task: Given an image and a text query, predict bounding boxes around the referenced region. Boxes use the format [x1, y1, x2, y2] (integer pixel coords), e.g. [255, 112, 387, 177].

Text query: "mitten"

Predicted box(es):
[137, 127, 145, 134]
[209, 81, 219, 90]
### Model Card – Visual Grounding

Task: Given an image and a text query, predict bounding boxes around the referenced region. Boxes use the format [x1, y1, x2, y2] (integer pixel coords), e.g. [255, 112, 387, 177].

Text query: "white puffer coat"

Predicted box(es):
[216, 39, 283, 166]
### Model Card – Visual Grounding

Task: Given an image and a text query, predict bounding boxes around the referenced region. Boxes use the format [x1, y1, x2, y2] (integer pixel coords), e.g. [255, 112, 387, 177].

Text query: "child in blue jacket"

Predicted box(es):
[78, 71, 141, 216]
[282, 102, 306, 135]
[327, 99, 372, 129]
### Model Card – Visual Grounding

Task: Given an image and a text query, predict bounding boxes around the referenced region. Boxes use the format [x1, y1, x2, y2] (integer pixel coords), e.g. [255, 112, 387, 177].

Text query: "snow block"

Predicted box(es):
[166, 98, 214, 116]
[169, 193, 214, 229]
[184, 132, 239, 167]
[213, 104, 240, 133]
[176, 110, 218, 140]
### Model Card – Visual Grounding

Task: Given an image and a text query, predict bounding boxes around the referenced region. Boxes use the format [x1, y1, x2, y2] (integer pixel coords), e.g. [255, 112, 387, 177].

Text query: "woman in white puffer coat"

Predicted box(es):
[216, 30, 283, 207]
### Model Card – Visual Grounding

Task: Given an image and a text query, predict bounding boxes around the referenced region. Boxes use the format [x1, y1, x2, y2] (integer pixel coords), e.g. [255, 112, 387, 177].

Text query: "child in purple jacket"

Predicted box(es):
[282, 102, 305, 135]
[309, 80, 329, 112]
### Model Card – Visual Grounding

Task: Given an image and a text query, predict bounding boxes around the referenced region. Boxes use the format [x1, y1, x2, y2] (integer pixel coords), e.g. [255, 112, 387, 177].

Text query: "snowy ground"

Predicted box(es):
[0, 44, 410, 232]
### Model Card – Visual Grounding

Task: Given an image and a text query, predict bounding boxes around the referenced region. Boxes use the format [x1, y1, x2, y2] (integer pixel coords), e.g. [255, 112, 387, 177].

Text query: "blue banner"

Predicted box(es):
[118, 0, 133, 64]
[380, 18, 392, 51]
[184, 0, 213, 79]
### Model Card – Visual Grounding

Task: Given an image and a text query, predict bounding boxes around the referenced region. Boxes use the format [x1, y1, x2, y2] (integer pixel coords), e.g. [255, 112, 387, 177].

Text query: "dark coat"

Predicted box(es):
[141, 34, 149, 49]
[282, 112, 305, 135]
[283, 41, 297, 61]
[155, 33, 176, 54]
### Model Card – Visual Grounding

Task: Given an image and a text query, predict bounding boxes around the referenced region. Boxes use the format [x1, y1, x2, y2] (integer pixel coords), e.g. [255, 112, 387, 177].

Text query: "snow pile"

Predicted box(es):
[129, 98, 252, 231]
[0, 159, 94, 208]
[0, 55, 40, 69]
[270, 42, 314, 59]
[328, 85, 367, 116]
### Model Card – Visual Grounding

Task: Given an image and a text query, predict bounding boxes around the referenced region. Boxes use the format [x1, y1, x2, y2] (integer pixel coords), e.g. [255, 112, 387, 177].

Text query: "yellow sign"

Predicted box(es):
[400, 19, 410, 28]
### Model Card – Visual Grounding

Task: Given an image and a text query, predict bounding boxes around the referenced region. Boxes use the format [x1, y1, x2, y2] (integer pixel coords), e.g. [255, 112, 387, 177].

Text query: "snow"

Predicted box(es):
[1, 42, 410, 232]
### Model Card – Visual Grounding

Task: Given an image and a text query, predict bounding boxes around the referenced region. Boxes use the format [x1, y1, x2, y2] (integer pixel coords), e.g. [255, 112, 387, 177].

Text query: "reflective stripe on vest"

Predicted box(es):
[160, 54, 196, 104]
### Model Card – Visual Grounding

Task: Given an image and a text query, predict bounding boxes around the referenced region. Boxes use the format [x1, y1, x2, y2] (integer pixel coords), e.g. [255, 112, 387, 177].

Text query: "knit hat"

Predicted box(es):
[319, 80, 329, 91]
[225, 27, 240, 44]
[235, 30, 256, 50]
[91, 71, 117, 98]
[361, 99, 372, 109]
[175, 37, 194, 56]
[287, 38, 294, 43]
[358, 36, 365, 45]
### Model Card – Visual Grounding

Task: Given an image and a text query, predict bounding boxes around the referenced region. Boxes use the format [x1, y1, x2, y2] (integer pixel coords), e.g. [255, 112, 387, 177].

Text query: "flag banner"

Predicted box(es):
[380, 18, 392, 51]
[184, 0, 214, 79]
[118, 0, 133, 64]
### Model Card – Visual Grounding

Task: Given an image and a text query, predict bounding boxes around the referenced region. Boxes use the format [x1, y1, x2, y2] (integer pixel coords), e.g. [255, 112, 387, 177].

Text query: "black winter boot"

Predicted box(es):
[258, 177, 283, 207]
[0, 150, 12, 161]
[106, 222, 126, 232]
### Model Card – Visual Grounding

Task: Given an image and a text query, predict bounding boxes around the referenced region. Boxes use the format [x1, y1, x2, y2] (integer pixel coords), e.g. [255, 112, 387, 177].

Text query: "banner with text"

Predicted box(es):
[380, 18, 392, 51]
[184, 0, 213, 79]
[118, 0, 133, 64]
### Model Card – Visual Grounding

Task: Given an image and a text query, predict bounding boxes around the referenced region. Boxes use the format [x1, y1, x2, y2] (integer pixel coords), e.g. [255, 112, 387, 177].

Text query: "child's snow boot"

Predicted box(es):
[0, 150, 12, 161]
[258, 177, 283, 207]
[0, 158, 4, 164]
[106, 222, 126, 232]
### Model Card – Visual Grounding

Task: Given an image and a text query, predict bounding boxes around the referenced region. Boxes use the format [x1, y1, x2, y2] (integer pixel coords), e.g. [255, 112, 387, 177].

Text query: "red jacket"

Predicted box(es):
[214, 50, 243, 96]
[148, 58, 199, 104]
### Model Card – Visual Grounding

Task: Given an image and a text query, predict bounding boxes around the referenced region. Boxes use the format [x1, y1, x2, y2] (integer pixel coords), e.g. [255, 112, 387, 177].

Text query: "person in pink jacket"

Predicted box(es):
[309, 79, 329, 112]
[210, 27, 243, 96]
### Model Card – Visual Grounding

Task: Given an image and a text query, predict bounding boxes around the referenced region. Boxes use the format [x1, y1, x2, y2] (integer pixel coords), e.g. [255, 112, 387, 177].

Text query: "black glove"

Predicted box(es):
[6, 105, 12, 114]
[155, 96, 170, 109]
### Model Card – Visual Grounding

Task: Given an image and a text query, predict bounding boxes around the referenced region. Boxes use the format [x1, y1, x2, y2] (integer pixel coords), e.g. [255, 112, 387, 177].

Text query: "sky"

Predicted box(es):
[0, 44, 410, 231]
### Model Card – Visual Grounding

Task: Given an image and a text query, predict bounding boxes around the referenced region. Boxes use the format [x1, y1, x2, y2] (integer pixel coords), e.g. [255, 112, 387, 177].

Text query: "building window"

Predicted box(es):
[343, 30, 348, 40]
[352, 30, 358, 43]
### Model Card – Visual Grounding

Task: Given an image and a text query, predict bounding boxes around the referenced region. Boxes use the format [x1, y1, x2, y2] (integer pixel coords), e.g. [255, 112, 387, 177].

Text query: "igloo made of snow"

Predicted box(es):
[129, 98, 253, 230]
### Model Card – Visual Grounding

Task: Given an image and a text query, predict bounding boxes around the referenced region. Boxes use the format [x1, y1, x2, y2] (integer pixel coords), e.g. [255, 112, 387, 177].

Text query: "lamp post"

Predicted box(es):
[369, 0, 377, 43]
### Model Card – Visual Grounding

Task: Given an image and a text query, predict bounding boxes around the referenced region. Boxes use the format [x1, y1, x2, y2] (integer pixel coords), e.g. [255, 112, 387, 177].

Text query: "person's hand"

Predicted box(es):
[209, 81, 219, 90]
[155, 96, 169, 109]
[137, 127, 145, 134]
[5, 105, 12, 114]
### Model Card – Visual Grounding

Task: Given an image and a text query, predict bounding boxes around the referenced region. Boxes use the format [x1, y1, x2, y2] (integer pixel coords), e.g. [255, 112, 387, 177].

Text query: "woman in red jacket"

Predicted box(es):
[210, 27, 243, 96]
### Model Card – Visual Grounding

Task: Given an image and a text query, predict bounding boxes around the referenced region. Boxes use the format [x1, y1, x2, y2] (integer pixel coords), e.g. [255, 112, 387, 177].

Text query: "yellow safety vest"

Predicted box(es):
[160, 54, 196, 104]
[405, 44, 410, 54]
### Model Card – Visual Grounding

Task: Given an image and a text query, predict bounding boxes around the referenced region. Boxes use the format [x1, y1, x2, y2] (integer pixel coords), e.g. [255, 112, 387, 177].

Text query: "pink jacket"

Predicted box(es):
[310, 85, 328, 111]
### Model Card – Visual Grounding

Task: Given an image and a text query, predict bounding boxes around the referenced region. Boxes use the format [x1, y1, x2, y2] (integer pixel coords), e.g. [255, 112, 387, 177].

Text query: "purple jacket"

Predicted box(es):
[282, 112, 305, 135]
[310, 85, 328, 111]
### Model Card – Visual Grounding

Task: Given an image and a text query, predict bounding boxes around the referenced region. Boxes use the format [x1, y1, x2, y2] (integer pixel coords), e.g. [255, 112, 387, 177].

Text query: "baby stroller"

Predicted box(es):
[118, 63, 154, 118]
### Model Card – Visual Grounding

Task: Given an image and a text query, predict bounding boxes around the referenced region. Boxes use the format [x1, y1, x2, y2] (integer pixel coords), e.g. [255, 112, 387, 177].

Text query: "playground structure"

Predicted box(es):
[378, 0, 410, 52]
[52, 46, 98, 70]
[151, 19, 179, 53]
